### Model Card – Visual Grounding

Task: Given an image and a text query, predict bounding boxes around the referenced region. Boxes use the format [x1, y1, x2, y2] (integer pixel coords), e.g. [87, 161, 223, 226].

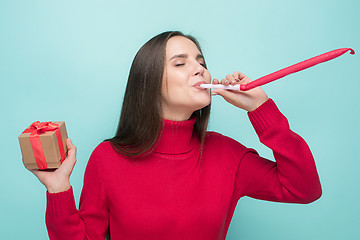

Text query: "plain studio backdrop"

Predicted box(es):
[1, 0, 359, 239]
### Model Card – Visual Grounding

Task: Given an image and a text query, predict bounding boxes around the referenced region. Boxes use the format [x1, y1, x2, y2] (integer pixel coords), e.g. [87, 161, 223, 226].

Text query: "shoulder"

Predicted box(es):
[91, 141, 114, 155]
[204, 131, 248, 152]
[85, 141, 128, 177]
[202, 131, 258, 172]
[88, 141, 121, 163]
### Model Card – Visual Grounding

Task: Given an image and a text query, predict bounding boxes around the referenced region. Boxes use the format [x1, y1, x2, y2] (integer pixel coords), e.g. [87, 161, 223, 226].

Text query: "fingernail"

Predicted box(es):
[231, 80, 236, 84]
[224, 80, 229, 84]
[211, 92, 218, 95]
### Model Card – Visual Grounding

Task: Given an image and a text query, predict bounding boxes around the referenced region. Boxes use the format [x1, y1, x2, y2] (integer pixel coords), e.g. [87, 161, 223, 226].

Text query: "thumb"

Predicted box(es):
[211, 88, 247, 110]
[212, 88, 238, 101]
[58, 138, 77, 175]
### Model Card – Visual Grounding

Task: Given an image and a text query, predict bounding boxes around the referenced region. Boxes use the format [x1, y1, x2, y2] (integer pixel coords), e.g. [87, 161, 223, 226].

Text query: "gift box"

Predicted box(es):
[18, 121, 68, 170]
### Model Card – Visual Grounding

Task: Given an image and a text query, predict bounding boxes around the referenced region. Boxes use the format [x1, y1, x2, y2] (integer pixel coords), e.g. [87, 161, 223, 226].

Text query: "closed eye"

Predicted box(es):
[199, 62, 207, 69]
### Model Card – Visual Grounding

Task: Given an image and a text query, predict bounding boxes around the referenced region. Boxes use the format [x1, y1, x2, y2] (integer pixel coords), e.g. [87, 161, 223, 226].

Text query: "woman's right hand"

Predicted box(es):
[29, 138, 77, 193]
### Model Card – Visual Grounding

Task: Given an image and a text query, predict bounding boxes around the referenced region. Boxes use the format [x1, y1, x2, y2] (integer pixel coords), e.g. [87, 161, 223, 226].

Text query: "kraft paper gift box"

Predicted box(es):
[18, 121, 68, 170]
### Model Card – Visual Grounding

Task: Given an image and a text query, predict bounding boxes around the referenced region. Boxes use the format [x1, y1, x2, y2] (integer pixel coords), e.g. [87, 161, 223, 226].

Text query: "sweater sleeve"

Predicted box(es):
[45, 144, 109, 239]
[234, 99, 322, 203]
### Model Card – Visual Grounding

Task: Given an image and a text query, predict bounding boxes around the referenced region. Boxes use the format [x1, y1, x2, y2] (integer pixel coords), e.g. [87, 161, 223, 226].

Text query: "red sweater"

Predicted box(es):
[45, 99, 321, 240]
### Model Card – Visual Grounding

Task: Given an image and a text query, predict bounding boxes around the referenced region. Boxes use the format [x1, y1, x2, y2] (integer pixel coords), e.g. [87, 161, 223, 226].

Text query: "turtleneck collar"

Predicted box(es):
[153, 117, 199, 155]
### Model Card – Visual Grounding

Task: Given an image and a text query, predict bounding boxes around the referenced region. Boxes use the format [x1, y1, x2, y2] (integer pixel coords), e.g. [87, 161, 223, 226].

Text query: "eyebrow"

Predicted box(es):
[169, 53, 204, 61]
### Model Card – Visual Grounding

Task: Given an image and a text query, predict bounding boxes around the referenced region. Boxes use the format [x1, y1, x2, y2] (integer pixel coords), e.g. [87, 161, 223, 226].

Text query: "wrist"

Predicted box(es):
[247, 96, 269, 112]
[47, 181, 71, 194]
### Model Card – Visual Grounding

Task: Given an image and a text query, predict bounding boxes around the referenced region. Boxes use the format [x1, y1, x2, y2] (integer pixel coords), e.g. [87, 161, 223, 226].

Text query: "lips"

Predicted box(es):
[193, 81, 207, 89]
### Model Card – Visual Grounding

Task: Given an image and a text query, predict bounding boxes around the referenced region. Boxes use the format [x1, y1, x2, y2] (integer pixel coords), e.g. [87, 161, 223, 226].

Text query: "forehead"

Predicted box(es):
[165, 36, 201, 58]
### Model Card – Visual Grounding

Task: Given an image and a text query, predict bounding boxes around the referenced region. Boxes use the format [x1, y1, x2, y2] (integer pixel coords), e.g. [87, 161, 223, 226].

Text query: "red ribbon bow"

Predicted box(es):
[23, 121, 66, 169]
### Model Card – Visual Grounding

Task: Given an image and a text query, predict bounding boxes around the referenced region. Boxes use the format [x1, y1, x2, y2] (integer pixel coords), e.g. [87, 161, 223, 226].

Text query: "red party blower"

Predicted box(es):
[239, 48, 355, 91]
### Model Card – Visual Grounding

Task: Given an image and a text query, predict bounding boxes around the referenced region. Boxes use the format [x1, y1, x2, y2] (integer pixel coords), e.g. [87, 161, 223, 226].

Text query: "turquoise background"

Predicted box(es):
[1, 0, 359, 239]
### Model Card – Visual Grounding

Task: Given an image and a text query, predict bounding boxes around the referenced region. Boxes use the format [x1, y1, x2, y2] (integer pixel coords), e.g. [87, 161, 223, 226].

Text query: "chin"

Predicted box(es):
[193, 97, 211, 111]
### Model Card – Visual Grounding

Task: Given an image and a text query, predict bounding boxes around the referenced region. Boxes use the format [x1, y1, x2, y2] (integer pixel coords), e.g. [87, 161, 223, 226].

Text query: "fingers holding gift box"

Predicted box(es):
[18, 121, 68, 170]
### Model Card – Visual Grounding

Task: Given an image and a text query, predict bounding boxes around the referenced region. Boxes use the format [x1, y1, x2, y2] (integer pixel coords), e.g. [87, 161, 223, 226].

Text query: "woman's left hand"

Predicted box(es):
[211, 71, 269, 112]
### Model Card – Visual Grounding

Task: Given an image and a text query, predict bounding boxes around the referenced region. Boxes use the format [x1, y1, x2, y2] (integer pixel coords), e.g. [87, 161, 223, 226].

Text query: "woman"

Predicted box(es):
[30, 31, 322, 240]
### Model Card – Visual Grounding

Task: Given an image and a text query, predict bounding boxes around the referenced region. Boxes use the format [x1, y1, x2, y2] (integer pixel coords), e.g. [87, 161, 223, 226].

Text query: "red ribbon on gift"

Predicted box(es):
[23, 121, 65, 169]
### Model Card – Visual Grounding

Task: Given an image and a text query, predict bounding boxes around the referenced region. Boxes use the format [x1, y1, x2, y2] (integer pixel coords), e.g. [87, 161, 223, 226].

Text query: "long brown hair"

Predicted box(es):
[105, 31, 211, 157]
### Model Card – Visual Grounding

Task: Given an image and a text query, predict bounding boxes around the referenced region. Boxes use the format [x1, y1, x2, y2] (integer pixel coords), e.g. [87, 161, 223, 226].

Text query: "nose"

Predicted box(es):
[193, 61, 205, 77]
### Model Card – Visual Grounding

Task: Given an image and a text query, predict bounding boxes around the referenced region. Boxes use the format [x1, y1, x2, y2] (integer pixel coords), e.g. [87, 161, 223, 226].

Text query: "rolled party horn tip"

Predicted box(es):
[238, 48, 355, 91]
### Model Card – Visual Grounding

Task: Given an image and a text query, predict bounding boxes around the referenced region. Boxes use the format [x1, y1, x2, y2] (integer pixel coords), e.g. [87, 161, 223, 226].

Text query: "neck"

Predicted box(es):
[161, 106, 194, 121]
[153, 117, 199, 155]
[163, 115, 191, 121]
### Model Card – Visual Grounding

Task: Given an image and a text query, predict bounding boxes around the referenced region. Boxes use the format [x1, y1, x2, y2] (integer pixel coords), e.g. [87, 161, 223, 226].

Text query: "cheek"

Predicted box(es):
[163, 71, 188, 93]
[203, 70, 212, 83]
[161, 68, 210, 108]
[161, 75, 188, 104]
